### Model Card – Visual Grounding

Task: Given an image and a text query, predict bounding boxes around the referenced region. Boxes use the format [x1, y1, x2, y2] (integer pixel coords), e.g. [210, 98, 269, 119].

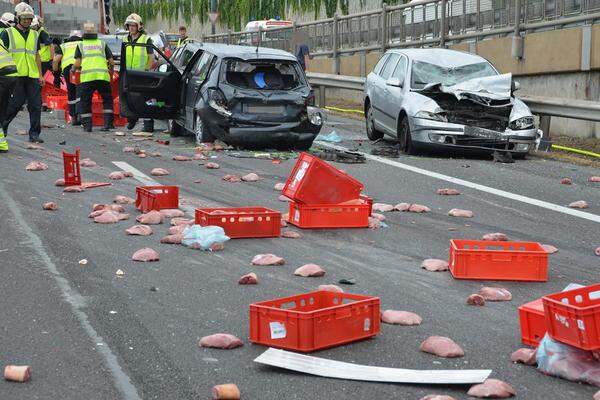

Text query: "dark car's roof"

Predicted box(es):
[184, 42, 297, 62]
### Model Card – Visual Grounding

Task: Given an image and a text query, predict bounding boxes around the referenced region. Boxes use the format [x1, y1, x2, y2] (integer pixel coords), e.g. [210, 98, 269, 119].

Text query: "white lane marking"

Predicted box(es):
[316, 142, 600, 224]
[112, 161, 196, 215]
[0, 182, 141, 400]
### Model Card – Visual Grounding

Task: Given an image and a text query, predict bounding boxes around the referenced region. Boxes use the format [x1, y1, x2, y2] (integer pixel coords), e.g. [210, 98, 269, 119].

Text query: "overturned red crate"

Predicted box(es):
[47, 95, 68, 111]
[195, 207, 281, 238]
[519, 298, 546, 347]
[282, 152, 364, 205]
[249, 291, 380, 352]
[287, 196, 371, 229]
[62, 148, 81, 186]
[449, 239, 548, 282]
[542, 283, 600, 351]
[136, 186, 179, 213]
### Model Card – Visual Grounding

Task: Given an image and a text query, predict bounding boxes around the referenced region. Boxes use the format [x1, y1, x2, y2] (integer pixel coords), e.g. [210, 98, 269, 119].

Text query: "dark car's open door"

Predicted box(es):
[119, 43, 181, 120]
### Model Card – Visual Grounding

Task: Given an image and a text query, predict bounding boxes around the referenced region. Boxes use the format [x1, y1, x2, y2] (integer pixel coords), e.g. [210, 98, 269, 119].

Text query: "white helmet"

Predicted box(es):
[69, 29, 82, 38]
[124, 13, 142, 29]
[0, 12, 14, 26]
[14, 2, 35, 20]
[31, 16, 39, 28]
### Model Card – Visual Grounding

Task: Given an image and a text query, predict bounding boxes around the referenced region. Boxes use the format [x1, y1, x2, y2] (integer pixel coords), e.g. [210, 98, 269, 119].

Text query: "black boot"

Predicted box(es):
[83, 124, 92, 133]
[143, 120, 154, 133]
[127, 119, 137, 130]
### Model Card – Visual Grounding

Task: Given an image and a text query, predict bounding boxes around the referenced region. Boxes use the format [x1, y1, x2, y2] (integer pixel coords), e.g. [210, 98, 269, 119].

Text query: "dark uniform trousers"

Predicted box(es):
[3, 77, 42, 140]
[78, 80, 113, 130]
[62, 66, 80, 123]
[0, 76, 16, 132]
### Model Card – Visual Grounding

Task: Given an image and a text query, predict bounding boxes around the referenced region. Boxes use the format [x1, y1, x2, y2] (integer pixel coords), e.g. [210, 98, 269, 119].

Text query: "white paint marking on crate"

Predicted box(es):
[112, 161, 196, 215]
[316, 142, 600, 224]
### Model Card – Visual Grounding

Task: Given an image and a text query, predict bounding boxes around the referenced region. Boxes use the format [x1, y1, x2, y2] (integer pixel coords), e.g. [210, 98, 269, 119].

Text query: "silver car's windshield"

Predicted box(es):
[411, 61, 497, 89]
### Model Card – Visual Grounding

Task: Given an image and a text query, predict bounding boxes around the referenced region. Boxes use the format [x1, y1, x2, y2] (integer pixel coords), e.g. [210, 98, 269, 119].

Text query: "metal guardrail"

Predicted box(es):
[204, 0, 600, 66]
[306, 72, 600, 150]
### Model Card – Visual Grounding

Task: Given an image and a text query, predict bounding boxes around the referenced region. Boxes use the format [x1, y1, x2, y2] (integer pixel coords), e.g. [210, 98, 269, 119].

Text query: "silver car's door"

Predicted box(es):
[372, 53, 400, 134]
[380, 55, 408, 138]
[184, 52, 214, 131]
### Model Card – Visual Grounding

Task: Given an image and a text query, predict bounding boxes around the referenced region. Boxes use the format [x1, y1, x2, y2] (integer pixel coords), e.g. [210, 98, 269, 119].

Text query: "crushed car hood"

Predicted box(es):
[423, 73, 512, 105]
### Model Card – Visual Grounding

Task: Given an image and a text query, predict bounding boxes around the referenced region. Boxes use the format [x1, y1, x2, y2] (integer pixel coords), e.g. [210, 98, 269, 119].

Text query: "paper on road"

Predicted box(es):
[254, 348, 492, 385]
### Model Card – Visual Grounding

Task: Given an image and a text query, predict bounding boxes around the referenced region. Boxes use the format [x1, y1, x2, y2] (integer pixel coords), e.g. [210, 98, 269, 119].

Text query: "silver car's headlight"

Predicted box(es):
[509, 116, 534, 130]
[415, 110, 448, 122]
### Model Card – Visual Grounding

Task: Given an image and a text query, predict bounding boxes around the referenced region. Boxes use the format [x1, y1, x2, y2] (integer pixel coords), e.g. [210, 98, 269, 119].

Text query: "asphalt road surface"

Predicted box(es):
[1, 109, 599, 400]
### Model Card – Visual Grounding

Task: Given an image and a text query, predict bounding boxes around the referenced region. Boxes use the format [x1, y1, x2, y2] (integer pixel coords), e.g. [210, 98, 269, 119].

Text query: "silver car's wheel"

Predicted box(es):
[366, 104, 383, 141]
[194, 113, 214, 144]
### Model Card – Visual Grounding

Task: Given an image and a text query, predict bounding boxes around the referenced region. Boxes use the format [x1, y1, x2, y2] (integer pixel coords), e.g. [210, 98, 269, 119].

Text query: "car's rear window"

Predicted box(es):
[224, 59, 302, 90]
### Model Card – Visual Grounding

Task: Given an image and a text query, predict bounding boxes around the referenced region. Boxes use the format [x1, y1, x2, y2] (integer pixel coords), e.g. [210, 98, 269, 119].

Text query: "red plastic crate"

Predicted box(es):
[195, 207, 281, 238]
[135, 186, 179, 213]
[518, 298, 546, 347]
[249, 291, 380, 352]
[542, 283, 600, 351]
[47, 95, 68, 111]
[448, 239, 548, 281]
[282, 152, 364, 205]
[287, 197, 371, 229]
[62, 148, 81, 186]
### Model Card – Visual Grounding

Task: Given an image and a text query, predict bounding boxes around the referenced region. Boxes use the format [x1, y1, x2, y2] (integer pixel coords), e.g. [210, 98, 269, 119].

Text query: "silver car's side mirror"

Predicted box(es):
[387, 77, 403, 88]
[158, 64, 169, 73]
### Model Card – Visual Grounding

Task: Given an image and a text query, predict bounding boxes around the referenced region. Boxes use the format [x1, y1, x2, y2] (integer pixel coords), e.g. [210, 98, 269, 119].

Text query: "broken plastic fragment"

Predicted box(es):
[479, 287, 512, 301]
[150, 168, 170, 176]
[115, 269, 124, 277]
[482, 233, 508, 241]
[132, 248, 160, 262]
[467, 378, 516, 398]
[467, 294, 486, 306]
[238, 272, 258, 285]
[448, 209, 473, 218]
[42, 201, 58, 210]
[420, 336, 464, 358]
[568, 200, 588, 209]
[25, 161, 48, 171]
[318, 284, 344, 293]
[421, 259, 449, 272]
[338, 278, 356, 285]
[199, 333, 243, 349]
[541, 244, 558, 254]
[510, 348, 536, 365]
[437, 188, 460, 195]
[212, 383, 241, 400]
[241, 173, 259, 182]
[206, 162, 220, 169]
[381, 310, 422, 326]
[79, 259, 88, 265]
[125, 225, 153, 236]
[373, 203, 394, 212]
[294, 263, 326, 277]
[251, 254, 285, 266]
[4, 365, 31, 382]
[136, 211, 163, 225]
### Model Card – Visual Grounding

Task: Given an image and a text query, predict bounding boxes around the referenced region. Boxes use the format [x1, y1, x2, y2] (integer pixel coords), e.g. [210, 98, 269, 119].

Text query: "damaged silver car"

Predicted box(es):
[364, 49, 539, 158]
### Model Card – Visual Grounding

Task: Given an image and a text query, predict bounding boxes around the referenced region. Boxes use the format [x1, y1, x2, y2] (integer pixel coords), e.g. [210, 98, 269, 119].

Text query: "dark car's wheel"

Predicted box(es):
[398, 117, 417, 155]
[366, 104, 384, 141]
[195, 113, 215, 144]
[168, 120, 182, 137]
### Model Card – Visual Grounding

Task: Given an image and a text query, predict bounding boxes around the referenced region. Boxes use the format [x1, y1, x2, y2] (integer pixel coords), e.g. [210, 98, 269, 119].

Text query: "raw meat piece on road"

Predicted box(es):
[136, 211, 163, 225]
[125, 225, 153, 236]
[151, 168, 170, 176]
[368, 217, 382, 229]
[212, 383, 240, 400]
[241, 173, 259, 182]
[589, 176, 600, 183]
[238, 272, 258, 285]
[80, 158, 97, 167]
[251, 254, 285, 266]
[109, 171, 126, 180]
[420, 396, 456, 400]
[173, 155, 191, 161]
[114, 195, 135, 204]
[421, 259, 449, 272]
[448, 209, 473, 218]
[25, 161, 48, 171]
[381, 310, 422, 325]
[437, 188, 460, 195]
[4, 365, 31, 382]
[160, 209, 185, 218]
[54, 178, 65, 186]
[122, 146, 135, 153]
[93, 204, 125, 213]
[467, 294, 486, 306]
[541, 244, 558, 254]
[594, 391, 600, 400]
[171, 217, 194, 226]
[122, 171, 133, 177]
[160, 234, 183, 244]
[511, 348, 537, 365]
[94, 211, 120, 224]
[199, 333, 243, 349]
[42, 202, 58, 210]
[482, 232, 508, 241]
[394, 203, 410, 211]
[370, 213, 386, 221]
[420, 336, 464, 358]
[138, 153, 147, 158]
[467, 379, 516, 398]
[274, 182, 285, 191]
[192, 153, 206, 160]
[278, 195, 289, 202]
[294, 264, 326, 277]
[479, 287, 512, 301]
[408, 204, 430, 213]
[568, 200, 588, 209]
[206, 162, 220, 169]
[222, 174, 241, 183]
[595, 247, 600, 256]
[210, 243, 224, 251]
[318, 284, 344, 293]
[373, 203, 394, 212]
[281, 230, 302, 239]
[132, 248, 160, 262]
[63, 185, 85, 192]
[169, 225, 187, 235]
[560, 178, 572, 185]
